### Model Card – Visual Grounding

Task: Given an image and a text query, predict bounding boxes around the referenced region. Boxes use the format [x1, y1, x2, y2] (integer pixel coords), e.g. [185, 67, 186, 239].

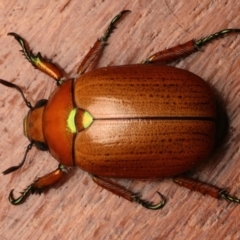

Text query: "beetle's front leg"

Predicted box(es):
[143, 29, 240, 65]
[9, 164, 68, 205]
[8, 32, 64, 82]
[77, 10, 130, 75]
[92, 175, 166, 210]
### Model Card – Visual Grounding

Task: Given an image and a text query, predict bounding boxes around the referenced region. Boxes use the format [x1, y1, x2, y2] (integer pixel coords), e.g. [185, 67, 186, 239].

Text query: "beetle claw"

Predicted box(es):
[9, 185, 33, 205]
[134, 191, 166, 210]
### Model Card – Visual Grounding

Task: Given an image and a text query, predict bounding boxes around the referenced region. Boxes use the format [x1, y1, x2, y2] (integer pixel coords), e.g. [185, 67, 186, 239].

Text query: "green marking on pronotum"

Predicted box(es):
[67, 109, 77, 133]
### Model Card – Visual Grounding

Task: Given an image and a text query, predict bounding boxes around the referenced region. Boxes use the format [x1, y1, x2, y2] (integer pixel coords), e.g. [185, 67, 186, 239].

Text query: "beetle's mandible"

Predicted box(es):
[1, 10, 240, 209]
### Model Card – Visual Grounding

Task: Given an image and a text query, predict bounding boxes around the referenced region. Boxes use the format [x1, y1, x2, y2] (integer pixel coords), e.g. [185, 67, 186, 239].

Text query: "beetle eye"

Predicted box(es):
[34, 99, 48, 109]
[34, 141, 49, 151]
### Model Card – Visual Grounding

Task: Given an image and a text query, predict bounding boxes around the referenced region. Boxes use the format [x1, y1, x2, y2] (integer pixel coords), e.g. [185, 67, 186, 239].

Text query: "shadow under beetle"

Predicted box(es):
[1, 10, 240, 209]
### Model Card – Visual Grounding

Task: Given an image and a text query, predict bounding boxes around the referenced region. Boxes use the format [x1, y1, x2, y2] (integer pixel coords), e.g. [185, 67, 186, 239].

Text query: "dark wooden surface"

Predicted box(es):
[0, 1, 240, 239]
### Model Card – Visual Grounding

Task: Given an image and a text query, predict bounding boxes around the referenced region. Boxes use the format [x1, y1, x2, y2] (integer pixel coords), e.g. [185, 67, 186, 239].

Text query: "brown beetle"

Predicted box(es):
[1, 10, 240, 209]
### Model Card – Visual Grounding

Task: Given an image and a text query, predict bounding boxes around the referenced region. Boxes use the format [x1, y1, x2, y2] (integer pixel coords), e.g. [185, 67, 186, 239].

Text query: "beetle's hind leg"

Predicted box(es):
[8, 32, 64, 83]
[77, 10, 131, 75]
[92, 175, 166, 210]
[142, 29, 240, 65]
[172, 176, 240, 204]
[8, 164, 67, 205]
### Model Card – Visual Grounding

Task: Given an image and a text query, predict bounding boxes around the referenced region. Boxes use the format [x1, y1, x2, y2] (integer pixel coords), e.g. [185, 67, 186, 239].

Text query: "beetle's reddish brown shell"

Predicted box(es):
[73, 65, 216, 178]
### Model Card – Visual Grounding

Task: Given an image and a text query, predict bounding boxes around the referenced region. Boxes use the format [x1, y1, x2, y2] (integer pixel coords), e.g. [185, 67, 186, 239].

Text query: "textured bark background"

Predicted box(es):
[0, 1, 240, 239]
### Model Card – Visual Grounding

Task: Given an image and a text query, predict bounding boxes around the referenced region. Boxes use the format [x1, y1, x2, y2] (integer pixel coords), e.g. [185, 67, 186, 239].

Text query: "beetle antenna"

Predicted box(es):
[2, 142, 33, 175]
[0, 79, 33, 109]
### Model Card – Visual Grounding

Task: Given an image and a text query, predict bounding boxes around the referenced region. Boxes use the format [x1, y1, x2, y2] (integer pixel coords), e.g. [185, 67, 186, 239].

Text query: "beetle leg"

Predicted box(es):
[77, 10, 131, 75]
[8, 164, 67, 205]
[142, 28, 240, 64]
[8, 32, 64, 82]
[92, 175, 166, 210]
[172, 176, 240, 204]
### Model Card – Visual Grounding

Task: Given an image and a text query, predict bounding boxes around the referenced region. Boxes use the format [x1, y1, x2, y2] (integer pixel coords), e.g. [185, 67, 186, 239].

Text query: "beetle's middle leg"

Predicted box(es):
[8, 33, 64, 82]
[92, 175, 165, 210]
[77, 10, 130, 75]
[142, 29, 240, 65]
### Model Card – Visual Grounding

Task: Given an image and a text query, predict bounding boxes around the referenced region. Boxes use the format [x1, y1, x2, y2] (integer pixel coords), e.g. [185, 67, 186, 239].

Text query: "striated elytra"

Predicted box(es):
[1, 10, 240, 209]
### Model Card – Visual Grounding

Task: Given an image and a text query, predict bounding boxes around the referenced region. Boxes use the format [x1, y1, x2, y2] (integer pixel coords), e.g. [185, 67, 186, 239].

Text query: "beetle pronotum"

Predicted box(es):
[1, 10, 240, 209]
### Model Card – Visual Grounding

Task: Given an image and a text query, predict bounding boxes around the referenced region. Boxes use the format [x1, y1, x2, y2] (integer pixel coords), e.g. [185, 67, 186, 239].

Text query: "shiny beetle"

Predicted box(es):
[1, 10, 240, 209]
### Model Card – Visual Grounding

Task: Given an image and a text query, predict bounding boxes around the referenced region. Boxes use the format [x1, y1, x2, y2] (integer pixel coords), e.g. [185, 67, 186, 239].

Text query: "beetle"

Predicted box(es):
[1, 10, 240, 209]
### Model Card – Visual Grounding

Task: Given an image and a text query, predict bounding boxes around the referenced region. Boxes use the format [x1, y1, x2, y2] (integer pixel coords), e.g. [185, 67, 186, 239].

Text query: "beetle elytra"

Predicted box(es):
[1, 10, 240, 209]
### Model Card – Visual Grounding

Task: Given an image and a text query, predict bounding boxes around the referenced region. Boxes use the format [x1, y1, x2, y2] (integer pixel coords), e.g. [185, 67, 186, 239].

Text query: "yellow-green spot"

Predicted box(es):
[67, 108, 77, 133]
[67, 109, 93, 133]
[82, 111, 93, 129]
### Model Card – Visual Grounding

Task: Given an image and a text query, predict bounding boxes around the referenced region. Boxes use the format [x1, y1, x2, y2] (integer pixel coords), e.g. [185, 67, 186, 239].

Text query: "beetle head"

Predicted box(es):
[0, 79, 49, 174]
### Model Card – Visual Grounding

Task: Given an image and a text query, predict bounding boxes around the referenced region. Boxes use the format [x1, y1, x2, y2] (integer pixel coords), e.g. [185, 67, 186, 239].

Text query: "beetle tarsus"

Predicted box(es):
[9, 180, 46, 205]
[8, 32, 44, 67]
[8, 31, 44, 64]
[8, 32, 32, 62]
[9, 185, 34, 205]
[195, 29, 240, 49]
[100, 10, 131, 43]
[133, 191, 166, 210]
[220, 191, 240, 204]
